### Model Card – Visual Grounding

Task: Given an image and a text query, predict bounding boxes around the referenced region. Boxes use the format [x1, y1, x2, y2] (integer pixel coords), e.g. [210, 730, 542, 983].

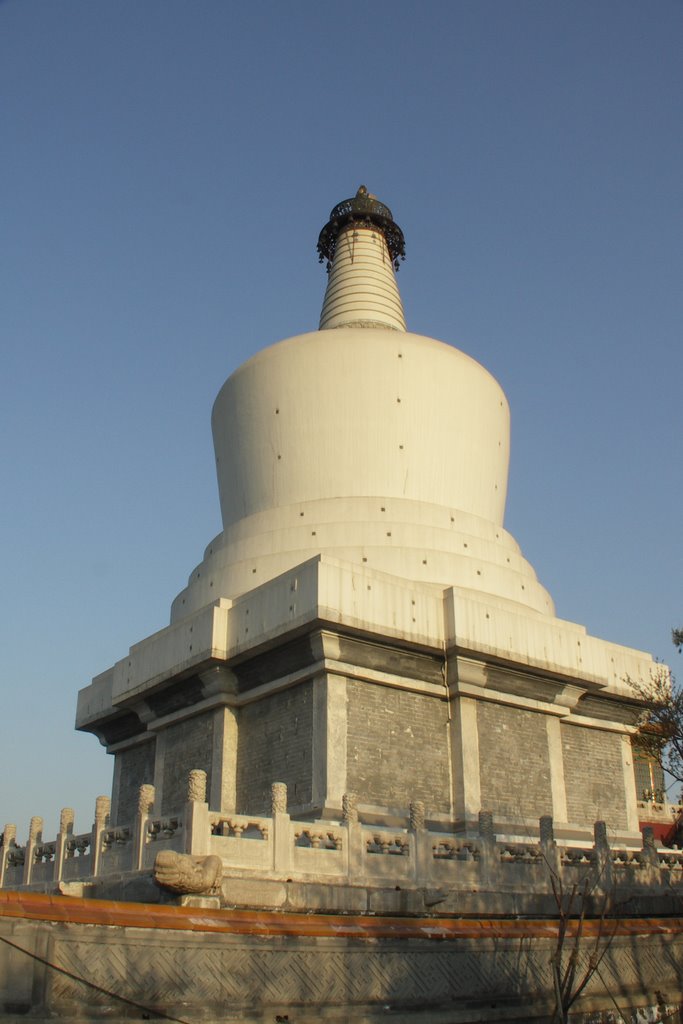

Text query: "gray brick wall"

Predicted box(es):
[114, 740, 156, 825]
[161, 713, 214, 814]
[477, 702, 552, 820]
[346, 680, 450, 814]
[562, 725, 627, 829]
[236, 683, 313, 814]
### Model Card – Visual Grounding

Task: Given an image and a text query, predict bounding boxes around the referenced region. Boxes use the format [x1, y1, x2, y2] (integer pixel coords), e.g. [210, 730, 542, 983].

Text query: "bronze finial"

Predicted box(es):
[317, 186, 406, 272]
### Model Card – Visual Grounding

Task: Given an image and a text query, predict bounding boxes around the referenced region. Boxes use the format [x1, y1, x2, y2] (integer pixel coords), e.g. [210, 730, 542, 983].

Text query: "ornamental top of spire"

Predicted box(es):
[317, 185, 406, 271]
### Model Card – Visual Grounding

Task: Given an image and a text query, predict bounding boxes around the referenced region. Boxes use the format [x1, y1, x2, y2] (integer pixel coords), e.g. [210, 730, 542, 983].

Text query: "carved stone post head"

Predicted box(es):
[342, 792, 359, 825]
[642, 825, 656, 851]
[137, 785, 155, 817]
[3, 824, 16, 846]
[94, 796, 111, 827]
[271, 782, 288, 815]
[640, 825, 660, 868]
[409, 801, 425, 832]
[28, 816, 43, 844]
[187, 770, 207, 804]
[59, 808, 75, 836]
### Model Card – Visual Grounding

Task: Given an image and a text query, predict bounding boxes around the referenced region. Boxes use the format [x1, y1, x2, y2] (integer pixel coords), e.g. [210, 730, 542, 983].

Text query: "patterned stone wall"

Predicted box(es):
[1, 915, 681, 1023]
[161, 714, 214, 814]
[44, 932, 556, 1012]
[113, 740, 156, 825]
[562, 724, 628, 829]
[346, 680, 451, 813]
[477, 702, 552, 820]
[236, 682, 313, 814]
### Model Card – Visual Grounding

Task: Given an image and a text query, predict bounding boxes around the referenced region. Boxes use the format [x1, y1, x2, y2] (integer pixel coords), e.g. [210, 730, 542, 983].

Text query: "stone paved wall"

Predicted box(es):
[346, 680, 451, 813]
[562, 724, 628, 829]
[236, 682, 313, 814]
[161, 714, 214, 814]
[477, 702, 552, 820]
[2, 913, 682, 1023]
[113, 740, 156, 825]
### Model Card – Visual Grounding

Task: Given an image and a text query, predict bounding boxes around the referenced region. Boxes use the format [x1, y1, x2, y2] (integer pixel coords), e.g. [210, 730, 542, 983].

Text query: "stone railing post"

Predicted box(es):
[91, 796, 110, 876]
[23, 816, 43, 885]
[592, 820, 612, 892]
[0, 825, 17, 888]
[409, 800, 430, 884]
[342, 792, 362, 881]
[54, 808, 74, 883]
[478, 810, 496, 886]
[133, 785, 155, 869]
[271, 782, 291, 875]
[641, 826, 660, 872]
[184, 771, 210, 857]
[539, 814, 561, 882]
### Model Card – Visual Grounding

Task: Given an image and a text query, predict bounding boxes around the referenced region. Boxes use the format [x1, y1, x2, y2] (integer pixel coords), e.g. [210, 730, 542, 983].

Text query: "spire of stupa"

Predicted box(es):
[317, 185, 407, 331]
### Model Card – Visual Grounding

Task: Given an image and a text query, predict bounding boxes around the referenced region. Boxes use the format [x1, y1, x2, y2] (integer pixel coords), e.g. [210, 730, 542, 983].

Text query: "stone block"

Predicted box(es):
[284, 882, 368, 913]
[178, 895, 221, 909]
[367, 887, 426, 915]
[221, 877, 288, 908]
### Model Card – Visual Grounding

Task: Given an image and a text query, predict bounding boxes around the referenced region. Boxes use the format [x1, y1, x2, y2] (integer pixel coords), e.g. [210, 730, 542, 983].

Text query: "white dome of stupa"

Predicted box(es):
[170, 187, 554, 623]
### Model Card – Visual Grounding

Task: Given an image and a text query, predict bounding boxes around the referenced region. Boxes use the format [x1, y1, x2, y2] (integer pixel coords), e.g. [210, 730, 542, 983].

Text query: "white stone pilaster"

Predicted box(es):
[311, 673, 347, 813]
[325, 674, 348, 810]
[545, 716, 568, 824]
[210, 706, 238, 813]
[620, 733, 640, 833]
[152, 730, 166, 812]
[110, 754, 122, 826]
[450, 696, 481, 822]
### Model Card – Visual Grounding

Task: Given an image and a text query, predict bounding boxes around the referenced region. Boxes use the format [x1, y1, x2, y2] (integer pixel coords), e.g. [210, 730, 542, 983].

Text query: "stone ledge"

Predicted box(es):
[2, 900, 683, 1024]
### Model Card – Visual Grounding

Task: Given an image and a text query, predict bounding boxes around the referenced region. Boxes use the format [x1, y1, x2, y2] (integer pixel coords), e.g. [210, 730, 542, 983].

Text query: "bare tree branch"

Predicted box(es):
[628, 663, 683, 787]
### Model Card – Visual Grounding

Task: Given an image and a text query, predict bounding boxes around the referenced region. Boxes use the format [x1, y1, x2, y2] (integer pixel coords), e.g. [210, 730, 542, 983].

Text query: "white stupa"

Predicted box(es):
[77, 187, 655, 844]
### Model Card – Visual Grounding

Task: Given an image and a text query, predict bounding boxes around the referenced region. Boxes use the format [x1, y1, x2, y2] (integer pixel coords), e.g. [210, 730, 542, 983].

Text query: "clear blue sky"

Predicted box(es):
[1, 0, 681, 837]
